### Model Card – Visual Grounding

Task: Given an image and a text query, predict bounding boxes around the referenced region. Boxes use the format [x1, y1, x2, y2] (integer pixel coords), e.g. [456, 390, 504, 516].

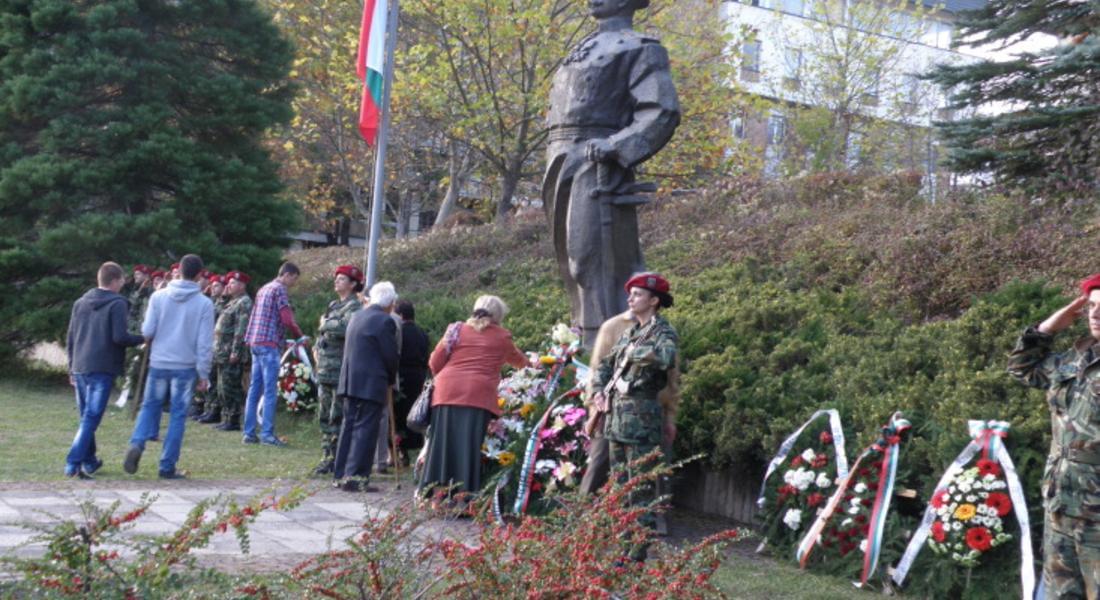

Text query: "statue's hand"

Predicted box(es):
[585, 138, 617, 163]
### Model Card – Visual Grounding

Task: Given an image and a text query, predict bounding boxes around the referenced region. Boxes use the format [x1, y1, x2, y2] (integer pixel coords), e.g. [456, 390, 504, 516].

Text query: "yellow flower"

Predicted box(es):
[498, 451, 516, 466]
[539, 356, 557, 365]
[954, 503, 976, 521]
[518, 403, 536, 418]
[498, 397, 506, 408]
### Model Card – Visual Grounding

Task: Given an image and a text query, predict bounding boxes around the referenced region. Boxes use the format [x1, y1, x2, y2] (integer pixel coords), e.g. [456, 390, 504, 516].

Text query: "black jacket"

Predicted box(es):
[67, 288, 145, 375]
[337, 304, 398, 403]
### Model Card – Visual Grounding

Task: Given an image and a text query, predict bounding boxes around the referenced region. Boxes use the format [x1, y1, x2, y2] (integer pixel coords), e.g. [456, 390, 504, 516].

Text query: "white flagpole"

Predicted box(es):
[365, 0, 400, 288]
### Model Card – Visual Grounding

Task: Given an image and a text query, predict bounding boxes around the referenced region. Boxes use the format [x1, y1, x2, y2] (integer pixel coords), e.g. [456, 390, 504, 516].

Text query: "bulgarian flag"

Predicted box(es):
[356, 0, 387, 146]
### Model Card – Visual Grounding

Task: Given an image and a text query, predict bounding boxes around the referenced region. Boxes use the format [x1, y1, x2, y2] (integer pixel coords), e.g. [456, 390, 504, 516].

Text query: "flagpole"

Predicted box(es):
[364, 0, 399, 288]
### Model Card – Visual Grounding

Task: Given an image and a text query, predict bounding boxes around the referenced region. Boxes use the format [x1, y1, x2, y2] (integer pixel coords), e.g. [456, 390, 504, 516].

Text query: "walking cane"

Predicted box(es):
[129, 344, 150, 421]
[387, 387, 402, 476]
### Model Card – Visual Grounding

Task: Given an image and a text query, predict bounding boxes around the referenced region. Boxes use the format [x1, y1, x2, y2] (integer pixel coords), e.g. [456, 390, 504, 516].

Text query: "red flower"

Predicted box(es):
[931, 521, 946, 543]
[807, 492, 825, 508]
[820, 430, 833, 445]
[985, 492, 1012, 517]
[930, 489, 949, 509]
[812, 453, 828, 469]
[790, 456, 804, 468]
[976, 459, 1001, 478]
[777, 484, 798, 503]
[965, 526, 993, 552]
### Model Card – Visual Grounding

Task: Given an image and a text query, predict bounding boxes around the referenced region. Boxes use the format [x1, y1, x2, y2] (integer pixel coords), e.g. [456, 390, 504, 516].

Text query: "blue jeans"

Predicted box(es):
[243, 346, 280, 441]
[129, 367, 195, 474]
[67, 373, 114, 473]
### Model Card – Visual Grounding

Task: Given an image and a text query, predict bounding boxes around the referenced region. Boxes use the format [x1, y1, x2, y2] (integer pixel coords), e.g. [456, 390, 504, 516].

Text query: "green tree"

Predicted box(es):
[0, 0, 298, 357]
[928, 1, 1099, 192]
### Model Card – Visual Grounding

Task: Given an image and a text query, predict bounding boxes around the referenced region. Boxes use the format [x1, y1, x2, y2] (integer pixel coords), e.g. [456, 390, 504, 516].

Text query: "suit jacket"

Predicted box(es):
[337, 304, 398, 403]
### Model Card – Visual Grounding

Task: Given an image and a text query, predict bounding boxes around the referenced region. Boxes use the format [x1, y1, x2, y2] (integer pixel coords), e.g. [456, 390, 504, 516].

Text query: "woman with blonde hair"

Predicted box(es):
[418, 295, 531, 502]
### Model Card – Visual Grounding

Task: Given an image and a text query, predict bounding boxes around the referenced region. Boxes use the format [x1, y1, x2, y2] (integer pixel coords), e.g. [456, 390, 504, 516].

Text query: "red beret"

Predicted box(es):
[151, 270, 165, 279]
[133, 264, 151, 275]
[335, 264, 364, 284]
[1081, 274, 1100, 296]
[624, 272, 673, 308]
[208, 274, 223, 285]
[170, 263, 180, 270]
[225, 270, 251, 284]
[199, 269, 212, 279]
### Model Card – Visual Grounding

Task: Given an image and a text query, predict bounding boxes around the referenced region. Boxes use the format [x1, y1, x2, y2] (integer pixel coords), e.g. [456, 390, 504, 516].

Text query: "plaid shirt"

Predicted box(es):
[245, 280, 290, 347]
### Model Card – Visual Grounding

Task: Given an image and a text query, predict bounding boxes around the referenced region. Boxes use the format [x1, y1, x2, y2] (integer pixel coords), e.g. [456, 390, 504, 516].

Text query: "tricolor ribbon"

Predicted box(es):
[890, 420, 1034, 599]
[796, 412, 911, 587]
[757, 409, 849, 509]
[280, 340, 317, 386]
[512, 357, 572, 516]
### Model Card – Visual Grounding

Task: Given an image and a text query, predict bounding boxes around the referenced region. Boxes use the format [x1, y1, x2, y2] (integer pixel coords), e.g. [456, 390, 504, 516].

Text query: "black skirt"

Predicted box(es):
[418, 405, 491, 496]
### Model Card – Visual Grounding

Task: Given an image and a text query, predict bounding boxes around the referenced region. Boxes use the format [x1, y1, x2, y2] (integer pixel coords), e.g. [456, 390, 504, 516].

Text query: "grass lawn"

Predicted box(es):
[0, 374, 327, 481]
[0, 374, 871, 598]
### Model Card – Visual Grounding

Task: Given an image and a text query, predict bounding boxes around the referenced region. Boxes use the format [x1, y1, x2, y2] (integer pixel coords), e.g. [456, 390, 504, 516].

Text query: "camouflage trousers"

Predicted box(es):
[317, 384, 343, 461]
[609, 440, 661, 561]
[1044, 511, 1100, 600]
[215, 361, 244, 421]
[192, 367, 219, 413]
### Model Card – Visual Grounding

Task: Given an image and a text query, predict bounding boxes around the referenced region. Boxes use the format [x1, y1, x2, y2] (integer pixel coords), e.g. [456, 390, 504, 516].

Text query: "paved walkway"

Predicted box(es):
[0, 477, 476, 573]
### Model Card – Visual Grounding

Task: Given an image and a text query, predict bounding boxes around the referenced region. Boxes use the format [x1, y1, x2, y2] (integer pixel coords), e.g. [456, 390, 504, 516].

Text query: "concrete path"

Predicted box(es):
[0, 477, 475, 573]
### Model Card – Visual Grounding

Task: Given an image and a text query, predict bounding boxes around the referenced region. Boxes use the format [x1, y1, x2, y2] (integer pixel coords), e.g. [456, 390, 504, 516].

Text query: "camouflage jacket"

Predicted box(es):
[1007, 326, 1100, 521]
[593, 313, 678, 445]
[214, 295, 253, 363]
[127, 286, 152, 335]
[315, 297, 362, 385]
[213, 295, 229, 324]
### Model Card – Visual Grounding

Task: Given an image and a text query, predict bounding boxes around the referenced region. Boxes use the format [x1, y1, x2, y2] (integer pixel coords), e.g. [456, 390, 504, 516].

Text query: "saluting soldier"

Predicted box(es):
[211, 271, 253, 431]
[1008, 274, 1100, 598]
[120, 265, 154, 407]
[312, 265, 364, 475]
[588, 272, 678, 562]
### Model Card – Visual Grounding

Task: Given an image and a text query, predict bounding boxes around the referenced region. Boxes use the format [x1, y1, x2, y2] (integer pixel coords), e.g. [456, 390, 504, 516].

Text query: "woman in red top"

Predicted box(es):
[419, 295, 530, 501]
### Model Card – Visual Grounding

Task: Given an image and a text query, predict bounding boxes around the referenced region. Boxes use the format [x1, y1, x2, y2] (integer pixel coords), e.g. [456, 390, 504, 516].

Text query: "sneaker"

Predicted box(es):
[260, 437, 287, 448]
[242, 435, 260, 444]
[82, 457, 104, 475]
[158, 470, 187, 480]
[64, 468, 94, 480]
[123, 445, 143, 474]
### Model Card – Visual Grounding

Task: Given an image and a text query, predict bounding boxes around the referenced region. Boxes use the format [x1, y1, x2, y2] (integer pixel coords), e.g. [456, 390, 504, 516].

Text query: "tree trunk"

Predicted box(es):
[496, 163, 522, 222]
[435, 142, 472, 227]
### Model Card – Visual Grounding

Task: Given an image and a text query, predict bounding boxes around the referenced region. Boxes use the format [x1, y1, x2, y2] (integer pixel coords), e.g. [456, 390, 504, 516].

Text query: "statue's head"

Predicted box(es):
[588, 0, 648, 20]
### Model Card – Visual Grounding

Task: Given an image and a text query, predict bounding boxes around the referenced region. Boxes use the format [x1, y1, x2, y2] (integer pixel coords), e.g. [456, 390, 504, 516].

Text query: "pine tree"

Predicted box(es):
[928, 1, 1100, 192]
[0, 0, 298, 357]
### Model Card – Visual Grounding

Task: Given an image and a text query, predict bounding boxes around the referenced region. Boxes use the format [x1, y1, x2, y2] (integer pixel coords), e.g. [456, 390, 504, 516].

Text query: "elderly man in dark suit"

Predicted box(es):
[333, 280, 399, 492]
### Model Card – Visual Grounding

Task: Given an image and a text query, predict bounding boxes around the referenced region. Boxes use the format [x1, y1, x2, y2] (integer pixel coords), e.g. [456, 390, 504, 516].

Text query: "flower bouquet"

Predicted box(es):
[926, 460, 1012, 566]
[758, 411, 847, 556]
[481, 324, 587, 519]
[278, 341, 317, 412]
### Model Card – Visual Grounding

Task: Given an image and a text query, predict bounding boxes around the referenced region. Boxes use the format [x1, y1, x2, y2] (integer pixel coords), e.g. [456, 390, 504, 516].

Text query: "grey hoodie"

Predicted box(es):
[67, 288, 145, 375]
[142, 280, 215, 379]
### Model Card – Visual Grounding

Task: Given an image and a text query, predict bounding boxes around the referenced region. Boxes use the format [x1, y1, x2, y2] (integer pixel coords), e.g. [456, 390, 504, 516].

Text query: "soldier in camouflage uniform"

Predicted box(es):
[1008, 274, 1100, 599]
[312, 265, 364, 475]
[121, 265, 153, 406]
[212, 271, 253, 431]
[589, 272, 678, 562]
[195, 273, 227, 423]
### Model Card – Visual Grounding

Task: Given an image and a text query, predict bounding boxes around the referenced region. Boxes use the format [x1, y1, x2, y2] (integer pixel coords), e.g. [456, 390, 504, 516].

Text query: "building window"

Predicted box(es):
[741, 39, 762, 81]
[922, 20, 953, 48]
[902, 74, 921, 108]
[780, 0, 803, 16]
[732, 112, 746, 139]
[767, 114, 786, 146]
[783, 48, 802, 89]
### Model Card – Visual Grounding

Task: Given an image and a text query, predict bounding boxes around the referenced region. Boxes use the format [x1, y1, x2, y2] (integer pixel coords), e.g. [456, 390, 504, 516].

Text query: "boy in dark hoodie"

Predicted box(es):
[65, 262, 146, 479]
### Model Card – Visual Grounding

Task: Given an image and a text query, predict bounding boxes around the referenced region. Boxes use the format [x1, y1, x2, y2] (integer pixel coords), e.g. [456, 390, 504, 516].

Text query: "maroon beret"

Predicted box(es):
[335, 264, 364, 284]
[133, 264, 151, 275]
[225, 271, 251, 284]
[624, 272, 673, 308]
[1080, 273, 1100, 296]
[151, 270, 166, 279]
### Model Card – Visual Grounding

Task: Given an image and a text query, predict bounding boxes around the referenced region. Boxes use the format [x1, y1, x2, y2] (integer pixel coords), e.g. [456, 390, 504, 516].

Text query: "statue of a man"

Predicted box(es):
[542, 0, 680, 346]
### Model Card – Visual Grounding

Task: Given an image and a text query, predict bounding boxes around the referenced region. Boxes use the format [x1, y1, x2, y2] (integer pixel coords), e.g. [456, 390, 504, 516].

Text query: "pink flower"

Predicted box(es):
[561, 406, 587, 427]
[539, 428, 560, 441]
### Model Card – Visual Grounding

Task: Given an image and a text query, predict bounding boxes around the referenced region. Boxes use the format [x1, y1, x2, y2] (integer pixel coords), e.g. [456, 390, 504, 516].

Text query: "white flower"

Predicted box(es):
[816, 473, 832, 488]
[801, 448, 816, 462]
[850, 497, 862, 507]
[848, 506, 860, 515]
[785, 467, 815, 491]
[535, 459, 558, 475]
[854, 482, 867, 494]
[841, 518, 853, 527]
[859, 539, 868, 554]
[958, 482, 972, 493]
[966, 495, 977, 503]
[952, 521, 962, 531]
[783, 508, 803, 530]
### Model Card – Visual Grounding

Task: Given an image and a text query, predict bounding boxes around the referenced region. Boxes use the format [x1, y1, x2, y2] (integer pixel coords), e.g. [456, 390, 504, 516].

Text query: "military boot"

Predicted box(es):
[197, 408, 221, 424]
[214, 417, 240, 431]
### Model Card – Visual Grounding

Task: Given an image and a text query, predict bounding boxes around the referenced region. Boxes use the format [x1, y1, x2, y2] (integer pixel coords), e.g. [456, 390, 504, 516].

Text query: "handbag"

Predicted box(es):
[406, 321, 463, 434]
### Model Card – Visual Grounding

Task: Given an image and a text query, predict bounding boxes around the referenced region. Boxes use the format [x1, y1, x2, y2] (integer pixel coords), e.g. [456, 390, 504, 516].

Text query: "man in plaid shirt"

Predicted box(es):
[242, 262, 306, 446]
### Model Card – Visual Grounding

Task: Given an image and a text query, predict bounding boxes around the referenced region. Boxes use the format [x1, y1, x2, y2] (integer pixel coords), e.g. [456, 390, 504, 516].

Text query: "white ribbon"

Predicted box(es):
[891, 420, 1034, 599]
[280, 341, 317, 384]
[757, 409, 849, 508]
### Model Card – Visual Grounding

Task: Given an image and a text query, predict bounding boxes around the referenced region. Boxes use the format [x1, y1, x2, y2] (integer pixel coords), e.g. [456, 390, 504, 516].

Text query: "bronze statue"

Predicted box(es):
[542, 0, 680, 346]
